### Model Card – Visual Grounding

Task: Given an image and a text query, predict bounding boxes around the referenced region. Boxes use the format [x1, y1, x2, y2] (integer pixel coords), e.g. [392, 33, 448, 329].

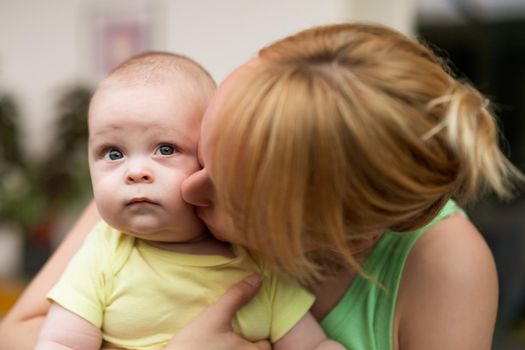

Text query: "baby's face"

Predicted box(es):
[88, 81, 205, 242]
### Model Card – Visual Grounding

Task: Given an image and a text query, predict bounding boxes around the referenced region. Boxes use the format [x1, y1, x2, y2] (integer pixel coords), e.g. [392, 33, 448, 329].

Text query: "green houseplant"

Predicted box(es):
[0, 86, 93, 276]
[0, 93, 45, 231]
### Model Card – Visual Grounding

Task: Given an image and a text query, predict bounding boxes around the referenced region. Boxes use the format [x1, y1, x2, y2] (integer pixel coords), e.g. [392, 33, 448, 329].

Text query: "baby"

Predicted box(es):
[35, 52, 343, 350]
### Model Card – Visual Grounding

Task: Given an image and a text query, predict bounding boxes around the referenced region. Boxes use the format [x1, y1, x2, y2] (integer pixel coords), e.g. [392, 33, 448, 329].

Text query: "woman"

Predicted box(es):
[1, 23, 522, 349]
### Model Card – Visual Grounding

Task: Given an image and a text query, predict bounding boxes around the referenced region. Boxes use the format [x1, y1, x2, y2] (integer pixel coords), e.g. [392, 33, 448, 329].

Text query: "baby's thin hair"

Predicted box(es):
[105, 51, 216, 100]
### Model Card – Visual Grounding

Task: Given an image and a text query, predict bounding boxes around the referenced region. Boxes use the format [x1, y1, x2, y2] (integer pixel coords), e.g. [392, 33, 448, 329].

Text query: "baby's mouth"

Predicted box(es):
[127, 197, 159, 206]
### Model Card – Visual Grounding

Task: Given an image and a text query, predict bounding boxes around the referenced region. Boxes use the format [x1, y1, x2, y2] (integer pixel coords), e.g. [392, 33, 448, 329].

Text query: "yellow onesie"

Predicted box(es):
[48, 221, 314, 350]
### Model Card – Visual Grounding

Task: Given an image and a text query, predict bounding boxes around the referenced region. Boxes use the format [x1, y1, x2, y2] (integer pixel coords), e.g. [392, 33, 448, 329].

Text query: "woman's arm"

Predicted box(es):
[0, 200, 100, 350]
[394, 214, 498, 350]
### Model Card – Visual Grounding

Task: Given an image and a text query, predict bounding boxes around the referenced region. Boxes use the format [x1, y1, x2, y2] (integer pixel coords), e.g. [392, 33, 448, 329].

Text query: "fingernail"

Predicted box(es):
[245, 274, 262, 287]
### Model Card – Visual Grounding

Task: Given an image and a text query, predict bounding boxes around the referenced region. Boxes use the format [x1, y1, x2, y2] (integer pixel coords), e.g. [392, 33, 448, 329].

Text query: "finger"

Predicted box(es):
[253, 340, 272, 350]
[202, 274, 263, 327]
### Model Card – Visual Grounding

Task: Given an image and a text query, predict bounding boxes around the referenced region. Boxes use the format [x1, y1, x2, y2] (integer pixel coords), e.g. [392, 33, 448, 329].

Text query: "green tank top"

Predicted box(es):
[320, 200, 461, 349]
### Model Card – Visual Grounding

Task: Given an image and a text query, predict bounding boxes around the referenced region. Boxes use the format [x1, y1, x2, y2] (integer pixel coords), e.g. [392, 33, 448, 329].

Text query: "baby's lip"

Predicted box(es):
[127, 197, 159, 205]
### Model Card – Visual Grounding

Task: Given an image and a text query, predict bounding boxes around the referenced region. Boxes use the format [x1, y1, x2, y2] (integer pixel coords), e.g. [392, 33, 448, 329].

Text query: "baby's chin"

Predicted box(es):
[101, 211, 204, 241]
[101, 216, 158, 238]
[120, 224, 207, 243]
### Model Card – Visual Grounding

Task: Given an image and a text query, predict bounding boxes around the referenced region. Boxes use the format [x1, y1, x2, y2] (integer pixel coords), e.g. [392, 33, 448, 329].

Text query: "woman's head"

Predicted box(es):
[183, 23, 522, 281]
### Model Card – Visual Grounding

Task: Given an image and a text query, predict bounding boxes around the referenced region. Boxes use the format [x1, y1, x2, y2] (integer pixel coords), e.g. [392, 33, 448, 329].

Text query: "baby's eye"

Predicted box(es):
[157, 144, 175, 156]
[104, 148, 124, 161]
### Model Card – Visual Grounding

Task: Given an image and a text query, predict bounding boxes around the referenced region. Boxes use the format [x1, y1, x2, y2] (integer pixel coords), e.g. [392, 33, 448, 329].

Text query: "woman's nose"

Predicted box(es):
[181, 168, 213, 207]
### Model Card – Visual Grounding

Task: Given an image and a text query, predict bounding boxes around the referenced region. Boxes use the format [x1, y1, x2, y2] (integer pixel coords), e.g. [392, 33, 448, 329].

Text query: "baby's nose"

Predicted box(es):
[125, 165, 154, 184]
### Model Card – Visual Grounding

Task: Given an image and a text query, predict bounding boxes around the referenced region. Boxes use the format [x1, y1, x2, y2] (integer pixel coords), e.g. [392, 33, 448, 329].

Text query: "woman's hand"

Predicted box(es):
[164, 274, 271, 350]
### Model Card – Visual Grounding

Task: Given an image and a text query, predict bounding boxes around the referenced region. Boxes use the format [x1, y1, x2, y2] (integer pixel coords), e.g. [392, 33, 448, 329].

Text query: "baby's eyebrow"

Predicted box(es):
[90, 123, 124, 136]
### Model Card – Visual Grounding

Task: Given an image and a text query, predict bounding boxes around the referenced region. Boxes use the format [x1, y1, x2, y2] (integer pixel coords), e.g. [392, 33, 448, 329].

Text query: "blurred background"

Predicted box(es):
[0, 0, 524, 348]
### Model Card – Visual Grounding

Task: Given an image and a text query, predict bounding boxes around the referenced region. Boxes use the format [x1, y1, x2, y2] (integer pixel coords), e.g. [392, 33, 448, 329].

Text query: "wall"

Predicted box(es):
[0, 0, 416, 159]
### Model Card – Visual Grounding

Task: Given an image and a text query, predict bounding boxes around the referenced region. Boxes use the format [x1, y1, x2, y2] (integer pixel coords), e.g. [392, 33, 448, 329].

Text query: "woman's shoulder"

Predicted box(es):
[403, 212, 494, 279]
[393, 213, 498, 349]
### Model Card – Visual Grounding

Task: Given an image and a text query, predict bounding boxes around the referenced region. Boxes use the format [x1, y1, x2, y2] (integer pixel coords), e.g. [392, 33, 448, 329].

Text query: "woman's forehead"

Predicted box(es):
[200, 59, 262, 162]
[201, 65, 249, 138]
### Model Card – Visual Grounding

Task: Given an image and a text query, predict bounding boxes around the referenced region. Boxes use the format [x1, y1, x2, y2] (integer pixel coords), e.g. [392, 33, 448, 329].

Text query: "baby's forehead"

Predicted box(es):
[90, 76, 194, 110]
[97, 72, 210, 108]
[89, 80, 204, 132]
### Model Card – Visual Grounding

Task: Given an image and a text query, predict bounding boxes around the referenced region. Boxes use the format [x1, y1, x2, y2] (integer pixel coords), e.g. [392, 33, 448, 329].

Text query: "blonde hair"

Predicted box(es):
[212, 23, 524, 282]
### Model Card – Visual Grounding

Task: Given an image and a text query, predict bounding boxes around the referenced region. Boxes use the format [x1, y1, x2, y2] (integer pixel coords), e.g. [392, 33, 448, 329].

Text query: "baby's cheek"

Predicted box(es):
[92, 181, 120, 215]
[180, 155, 202, 174]
[92, 178, 111, 202]
[96, 200, 122, 230]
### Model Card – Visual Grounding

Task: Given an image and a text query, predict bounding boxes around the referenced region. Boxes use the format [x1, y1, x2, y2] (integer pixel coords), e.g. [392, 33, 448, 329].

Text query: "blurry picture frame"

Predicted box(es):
[92, 1, 154, 77]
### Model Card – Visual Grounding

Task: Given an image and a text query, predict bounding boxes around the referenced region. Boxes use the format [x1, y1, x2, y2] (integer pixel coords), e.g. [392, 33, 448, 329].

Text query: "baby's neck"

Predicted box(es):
[142, 233, 235, 258]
